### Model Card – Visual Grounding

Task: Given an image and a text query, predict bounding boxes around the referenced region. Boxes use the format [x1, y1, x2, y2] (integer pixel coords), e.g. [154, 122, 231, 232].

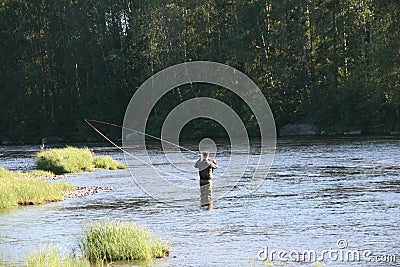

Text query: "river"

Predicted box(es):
[0, 136, 399, 266]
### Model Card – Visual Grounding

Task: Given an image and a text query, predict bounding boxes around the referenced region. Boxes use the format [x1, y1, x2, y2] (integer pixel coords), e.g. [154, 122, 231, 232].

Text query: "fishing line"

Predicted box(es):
[85, 119, 198, 155]
[84, 119, 197, 182]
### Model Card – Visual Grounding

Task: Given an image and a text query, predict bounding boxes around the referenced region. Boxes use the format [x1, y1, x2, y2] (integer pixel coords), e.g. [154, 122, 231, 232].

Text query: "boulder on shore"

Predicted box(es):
[344, 130, 362, 135]
[41, 136, 64, 144]
[279, 123, 319, 137]
[1, 137, 13, 145]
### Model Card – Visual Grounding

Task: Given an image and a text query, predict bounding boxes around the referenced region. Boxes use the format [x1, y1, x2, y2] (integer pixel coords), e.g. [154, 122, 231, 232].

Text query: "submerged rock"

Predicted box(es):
[64, 186, 113, 198]
[279, 123, 319, 136]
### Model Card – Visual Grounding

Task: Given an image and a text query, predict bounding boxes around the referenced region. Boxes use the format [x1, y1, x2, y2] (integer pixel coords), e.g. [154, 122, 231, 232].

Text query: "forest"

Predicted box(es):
[0, 0, 399, 143]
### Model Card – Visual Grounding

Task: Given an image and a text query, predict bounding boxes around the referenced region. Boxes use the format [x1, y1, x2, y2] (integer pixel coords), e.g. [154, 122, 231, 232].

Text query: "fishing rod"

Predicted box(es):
[84, 118, 198, 181]
[84, 119, 198, 155]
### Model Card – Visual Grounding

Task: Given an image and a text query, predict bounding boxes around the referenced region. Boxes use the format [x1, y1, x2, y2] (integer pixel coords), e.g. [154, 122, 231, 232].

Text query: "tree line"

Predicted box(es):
[1, 0, 399, 143]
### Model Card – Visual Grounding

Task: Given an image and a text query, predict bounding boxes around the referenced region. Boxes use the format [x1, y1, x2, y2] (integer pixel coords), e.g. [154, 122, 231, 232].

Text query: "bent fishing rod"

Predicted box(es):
[84, 118, 199, 181]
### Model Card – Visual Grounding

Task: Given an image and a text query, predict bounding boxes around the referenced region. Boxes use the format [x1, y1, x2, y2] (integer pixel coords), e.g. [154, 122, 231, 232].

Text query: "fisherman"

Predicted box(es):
[194, 152, 218, 205]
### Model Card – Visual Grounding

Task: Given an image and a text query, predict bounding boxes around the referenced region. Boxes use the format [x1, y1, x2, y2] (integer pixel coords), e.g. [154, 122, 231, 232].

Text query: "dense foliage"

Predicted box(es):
[1, 0, 399, 142]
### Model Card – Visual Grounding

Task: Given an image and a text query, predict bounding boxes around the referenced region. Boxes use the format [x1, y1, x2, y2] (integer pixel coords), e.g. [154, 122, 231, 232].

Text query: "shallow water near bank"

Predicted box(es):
[0, 137, 399, 266]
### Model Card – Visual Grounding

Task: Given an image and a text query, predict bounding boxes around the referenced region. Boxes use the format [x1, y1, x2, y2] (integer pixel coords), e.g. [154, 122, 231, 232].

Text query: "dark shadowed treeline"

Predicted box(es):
[0, 0, 399, 143]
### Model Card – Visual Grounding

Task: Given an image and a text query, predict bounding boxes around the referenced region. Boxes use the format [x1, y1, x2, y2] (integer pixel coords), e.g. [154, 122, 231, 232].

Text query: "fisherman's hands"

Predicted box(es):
[211, 159, 218, 169]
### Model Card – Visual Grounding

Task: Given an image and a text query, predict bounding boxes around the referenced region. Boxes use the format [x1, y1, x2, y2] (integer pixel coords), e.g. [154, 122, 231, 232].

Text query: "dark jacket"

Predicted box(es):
[195, 158, 218, 180]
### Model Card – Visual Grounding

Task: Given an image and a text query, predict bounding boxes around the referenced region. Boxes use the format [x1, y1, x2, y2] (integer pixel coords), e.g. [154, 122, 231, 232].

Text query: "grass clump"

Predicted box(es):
[36, 146, 126, 174]
[79, 220, 169, 262]
[0, 167, 74, 209]
[36, 147, 94, 174]
[93, 156, 126, 170]
[26, 244, 90, 267]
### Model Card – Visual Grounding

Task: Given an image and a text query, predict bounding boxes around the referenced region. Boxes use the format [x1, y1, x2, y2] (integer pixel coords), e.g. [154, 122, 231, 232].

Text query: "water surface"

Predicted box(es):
[0, 137, 399, 266]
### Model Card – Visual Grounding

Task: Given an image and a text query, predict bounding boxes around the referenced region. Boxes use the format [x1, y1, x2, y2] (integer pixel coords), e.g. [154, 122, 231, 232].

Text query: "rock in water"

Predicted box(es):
[279, 123, 319, 136]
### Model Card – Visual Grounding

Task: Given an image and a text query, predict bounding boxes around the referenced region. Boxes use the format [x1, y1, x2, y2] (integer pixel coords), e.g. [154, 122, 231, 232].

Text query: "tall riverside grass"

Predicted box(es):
[1, 245, 90, 267]
[80, 220, 169, 262]
[36, 147, 126, 174]
[26, 245, 90, 267]
[37, 147, 94, 174]
[93, 156, 126, 170]
[0, 167, 74, 209]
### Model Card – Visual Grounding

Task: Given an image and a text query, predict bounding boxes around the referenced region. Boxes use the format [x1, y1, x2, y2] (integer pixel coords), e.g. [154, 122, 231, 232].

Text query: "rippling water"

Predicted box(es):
[0, 137, 399, 266]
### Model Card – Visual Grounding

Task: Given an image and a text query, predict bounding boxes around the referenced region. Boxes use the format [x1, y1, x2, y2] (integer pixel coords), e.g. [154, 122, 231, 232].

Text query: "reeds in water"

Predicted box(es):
[36, 147, 94, 174]
[93, 156, 126, 170]
[79, 220, 169, 262]
[36, 146, 126, 174]
[26, 244, 90, 267]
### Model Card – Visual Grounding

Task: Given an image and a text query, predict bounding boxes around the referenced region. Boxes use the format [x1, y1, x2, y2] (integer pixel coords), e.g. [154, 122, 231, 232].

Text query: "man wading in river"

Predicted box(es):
[194, 152, 218, 206]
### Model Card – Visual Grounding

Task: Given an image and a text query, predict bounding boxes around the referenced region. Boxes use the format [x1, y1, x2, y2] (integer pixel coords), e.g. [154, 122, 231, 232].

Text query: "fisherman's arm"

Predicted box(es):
[195, 154, 203, 168]
[194, 159, 201, 168]
[211, 160, 218, 169]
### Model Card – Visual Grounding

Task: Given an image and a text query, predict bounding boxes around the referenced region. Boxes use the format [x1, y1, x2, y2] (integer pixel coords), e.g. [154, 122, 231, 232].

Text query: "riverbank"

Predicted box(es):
[278, 123, 400, 137]
[0, 146, 127, 210]
[0, 168, 116, 209]
[0, 168, 73, 209]
[1, 126, 400, 145]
